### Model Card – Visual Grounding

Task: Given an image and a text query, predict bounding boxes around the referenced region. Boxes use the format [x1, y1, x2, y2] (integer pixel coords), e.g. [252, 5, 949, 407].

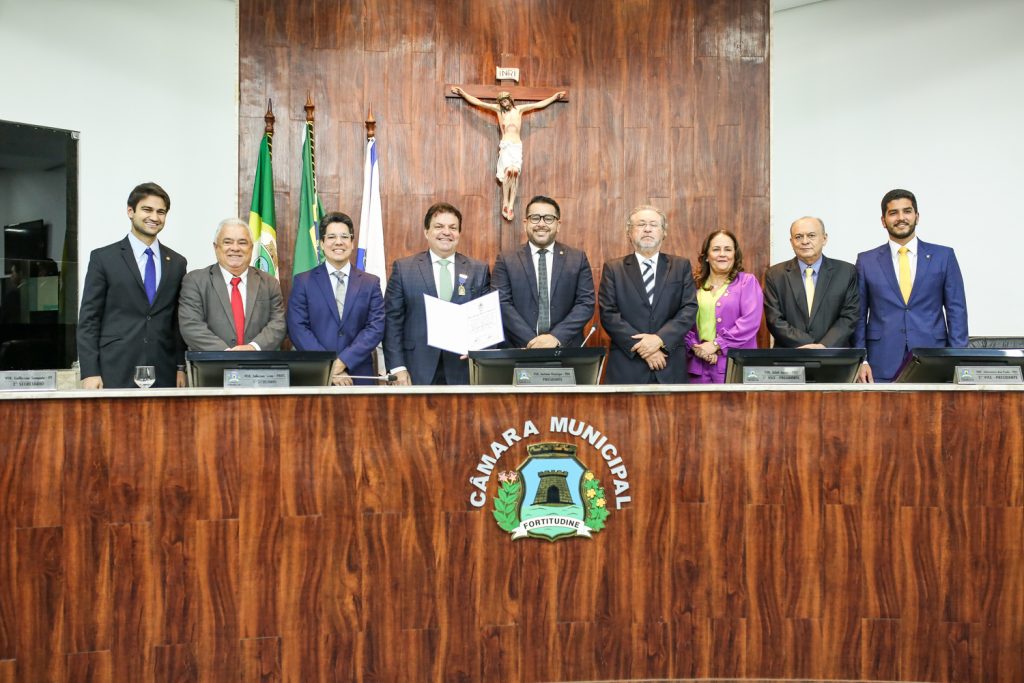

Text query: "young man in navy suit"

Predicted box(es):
[855, 188, 968, 382]
[287, 212, 385, 385]
[77, 182, 187, 388]
[491, 195, 595, 349]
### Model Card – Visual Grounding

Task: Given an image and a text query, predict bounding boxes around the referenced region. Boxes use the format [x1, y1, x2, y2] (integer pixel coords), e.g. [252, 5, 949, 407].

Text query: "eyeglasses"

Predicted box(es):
[630, 221, 662, 229]
[323, 233, 353, 242]
[527, 214, 559, 225]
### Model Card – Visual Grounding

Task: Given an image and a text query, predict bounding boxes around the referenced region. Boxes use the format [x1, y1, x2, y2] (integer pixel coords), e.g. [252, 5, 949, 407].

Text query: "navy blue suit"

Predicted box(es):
[287, 264, 385, 384]
[491, 242, 595, 347]
[854, 240, 968, 381]
[383, 251, 490, 385]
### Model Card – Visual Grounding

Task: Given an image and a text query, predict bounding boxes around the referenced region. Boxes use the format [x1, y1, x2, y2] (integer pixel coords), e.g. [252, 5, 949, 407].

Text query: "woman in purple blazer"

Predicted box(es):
[684, 230, 764, 383]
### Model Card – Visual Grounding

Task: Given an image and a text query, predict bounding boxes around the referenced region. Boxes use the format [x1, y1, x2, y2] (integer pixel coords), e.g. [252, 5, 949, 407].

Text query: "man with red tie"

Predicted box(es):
[77, 182, 188, 388]
[178, 218, 286, 352]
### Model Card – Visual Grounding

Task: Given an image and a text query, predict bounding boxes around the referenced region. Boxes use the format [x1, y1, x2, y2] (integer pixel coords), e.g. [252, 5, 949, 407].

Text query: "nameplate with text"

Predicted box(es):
[742, 366, 805, 384]
[0, 370, 57, 391]
[513, 367, 576, 386]
[954, 366, 1023, 385]
[223, 368, 289, 388]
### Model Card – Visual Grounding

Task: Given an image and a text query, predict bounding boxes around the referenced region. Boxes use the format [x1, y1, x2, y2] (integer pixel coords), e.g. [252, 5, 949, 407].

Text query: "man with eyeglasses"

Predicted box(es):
[287, 212, 385, 385]
[178, 218, 287, 352]
[491, 195, 595, 349]
[599, 205, 697, 383]
[384, 202, 491, 385]
[763, 216, 859, 348]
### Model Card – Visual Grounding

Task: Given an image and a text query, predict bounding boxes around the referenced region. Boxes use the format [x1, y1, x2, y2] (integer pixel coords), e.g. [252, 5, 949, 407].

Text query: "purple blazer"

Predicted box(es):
[684, 271, 764, 383]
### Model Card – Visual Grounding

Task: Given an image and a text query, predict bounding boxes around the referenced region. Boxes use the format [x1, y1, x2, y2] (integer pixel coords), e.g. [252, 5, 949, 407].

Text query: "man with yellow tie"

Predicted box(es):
[854, 189, 968, 382]
[764, 216, 860, 349]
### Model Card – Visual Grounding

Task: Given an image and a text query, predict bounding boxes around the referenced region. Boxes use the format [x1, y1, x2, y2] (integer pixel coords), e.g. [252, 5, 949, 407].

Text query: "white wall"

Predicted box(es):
[772, 0, 1024, 335]
[0, 0, 239, 295]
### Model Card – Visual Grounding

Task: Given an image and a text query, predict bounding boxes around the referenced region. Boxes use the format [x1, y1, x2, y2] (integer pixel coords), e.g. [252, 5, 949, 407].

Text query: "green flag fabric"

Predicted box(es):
[248, 132, 278, 278]
[293, 120, 325, 276]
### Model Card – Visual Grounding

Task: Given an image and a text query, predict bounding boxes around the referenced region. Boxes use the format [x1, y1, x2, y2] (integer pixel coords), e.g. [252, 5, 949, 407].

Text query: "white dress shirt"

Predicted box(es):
[127, 232, 162, 286]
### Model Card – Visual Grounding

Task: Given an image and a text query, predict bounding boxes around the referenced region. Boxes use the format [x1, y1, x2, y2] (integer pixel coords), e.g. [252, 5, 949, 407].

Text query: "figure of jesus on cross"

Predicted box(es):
[451, 87, 566, 220]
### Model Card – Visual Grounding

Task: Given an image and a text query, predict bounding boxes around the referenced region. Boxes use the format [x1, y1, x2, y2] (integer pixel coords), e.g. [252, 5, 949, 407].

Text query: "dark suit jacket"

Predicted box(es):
[383, 251, 490, 385]
[287, 263, 385, 384]
[178, 264, 287, 351]
[77, 237, 187, 388]
[599, 253, 698, 384]
[764, 255, 860, 348]
[491, 242, 595, 347]
[854, 240, 968, 381]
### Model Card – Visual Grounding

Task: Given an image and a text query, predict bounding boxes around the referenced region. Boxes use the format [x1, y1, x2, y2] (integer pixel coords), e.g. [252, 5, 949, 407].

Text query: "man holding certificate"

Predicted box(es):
[384, 202, 492, 385]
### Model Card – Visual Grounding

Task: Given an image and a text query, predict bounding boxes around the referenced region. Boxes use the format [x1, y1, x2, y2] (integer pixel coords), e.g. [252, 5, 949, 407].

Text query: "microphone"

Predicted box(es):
[332, 373, 397, 383]
[581, 325, 597, 347]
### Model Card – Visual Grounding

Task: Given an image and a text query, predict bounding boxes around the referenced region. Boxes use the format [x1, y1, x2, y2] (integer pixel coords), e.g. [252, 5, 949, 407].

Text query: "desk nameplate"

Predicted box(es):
[223, 368, 290, 388]
[954, 366, 1023, 385]
[0, 370, 57, 391]
[741, 366, 806, 384]
[513, 366, 576, 386]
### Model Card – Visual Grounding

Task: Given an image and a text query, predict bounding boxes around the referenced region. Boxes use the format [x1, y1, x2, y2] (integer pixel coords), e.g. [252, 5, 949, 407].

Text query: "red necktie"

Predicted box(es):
[230, 276, 245, 345]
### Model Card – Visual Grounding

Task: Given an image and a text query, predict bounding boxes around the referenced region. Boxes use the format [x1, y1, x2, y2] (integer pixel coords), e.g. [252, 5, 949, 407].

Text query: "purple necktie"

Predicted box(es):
[143, 247, 156, 305]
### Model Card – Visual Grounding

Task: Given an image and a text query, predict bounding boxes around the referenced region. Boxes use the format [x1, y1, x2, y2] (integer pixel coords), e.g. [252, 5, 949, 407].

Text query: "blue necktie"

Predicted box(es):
[143, 247, 156, 305]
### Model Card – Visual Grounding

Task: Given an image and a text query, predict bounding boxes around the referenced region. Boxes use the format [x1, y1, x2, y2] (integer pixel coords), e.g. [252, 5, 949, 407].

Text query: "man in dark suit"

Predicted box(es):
[77, 182, 187, 388]
[599, 205, 698, 383]
[491, 195, 595, 348]
[855, 188, 968, 382]
[384, 202, 491, 385]
[287, 212, 385, 385]
[178, 218, 286, 351]
[764, 216, 859, 348]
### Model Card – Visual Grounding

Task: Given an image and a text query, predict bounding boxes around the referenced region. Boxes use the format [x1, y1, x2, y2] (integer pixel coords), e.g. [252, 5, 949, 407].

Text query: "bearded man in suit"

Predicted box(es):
[491, 195, 595, 349]
[599, 205, 698, 384]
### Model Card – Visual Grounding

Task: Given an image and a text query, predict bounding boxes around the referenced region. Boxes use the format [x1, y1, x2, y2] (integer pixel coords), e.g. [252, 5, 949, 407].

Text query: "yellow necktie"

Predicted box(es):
[898, 246, 912, 303]
[804, 266, 815, 315]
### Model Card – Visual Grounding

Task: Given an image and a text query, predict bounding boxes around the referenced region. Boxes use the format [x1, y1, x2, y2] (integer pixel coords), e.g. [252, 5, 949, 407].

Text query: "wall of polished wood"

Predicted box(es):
[1, 390, 1021, 681]
[238, 0, 770, 326]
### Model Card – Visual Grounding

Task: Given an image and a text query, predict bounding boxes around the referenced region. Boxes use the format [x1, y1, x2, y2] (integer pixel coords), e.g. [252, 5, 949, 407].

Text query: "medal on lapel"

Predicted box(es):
[458, 273, 468, 297]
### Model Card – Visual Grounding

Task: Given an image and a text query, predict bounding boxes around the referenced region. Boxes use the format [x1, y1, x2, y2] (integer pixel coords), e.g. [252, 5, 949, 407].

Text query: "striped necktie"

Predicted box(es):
[642, 258, 655, 305]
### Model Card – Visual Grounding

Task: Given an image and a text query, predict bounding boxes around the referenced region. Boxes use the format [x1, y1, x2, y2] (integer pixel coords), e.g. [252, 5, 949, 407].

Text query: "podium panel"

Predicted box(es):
[1, 389, 1021, 681]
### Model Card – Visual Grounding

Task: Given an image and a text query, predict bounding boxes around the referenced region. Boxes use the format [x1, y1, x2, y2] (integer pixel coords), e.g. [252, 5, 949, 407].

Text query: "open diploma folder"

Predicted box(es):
[424, 290, 505, 355]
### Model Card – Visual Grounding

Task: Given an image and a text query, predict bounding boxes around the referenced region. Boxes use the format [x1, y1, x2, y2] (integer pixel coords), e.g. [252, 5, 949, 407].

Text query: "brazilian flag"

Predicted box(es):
[248, 132, 278, 278]
[293, 120, 325, 276]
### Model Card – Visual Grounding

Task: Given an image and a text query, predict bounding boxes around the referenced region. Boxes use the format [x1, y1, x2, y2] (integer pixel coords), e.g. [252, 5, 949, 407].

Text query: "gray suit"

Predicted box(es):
[178, 264, 287, 351]
[763, 255, 859, 348]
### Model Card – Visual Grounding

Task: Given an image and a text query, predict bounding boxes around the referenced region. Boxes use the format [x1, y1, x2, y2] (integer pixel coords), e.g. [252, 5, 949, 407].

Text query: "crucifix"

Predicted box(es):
[447, 77, 568, 221]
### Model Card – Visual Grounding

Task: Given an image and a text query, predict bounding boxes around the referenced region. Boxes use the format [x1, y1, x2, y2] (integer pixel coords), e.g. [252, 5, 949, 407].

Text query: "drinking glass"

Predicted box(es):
[134, 365, 156, 389]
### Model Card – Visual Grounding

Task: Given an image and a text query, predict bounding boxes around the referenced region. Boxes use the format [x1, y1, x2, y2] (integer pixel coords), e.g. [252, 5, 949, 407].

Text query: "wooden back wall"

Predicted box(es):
[238, 0, 770, 319]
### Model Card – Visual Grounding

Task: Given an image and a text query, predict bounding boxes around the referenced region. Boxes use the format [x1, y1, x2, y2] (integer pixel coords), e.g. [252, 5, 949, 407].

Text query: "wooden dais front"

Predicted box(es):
[1, 389, 1022, 681]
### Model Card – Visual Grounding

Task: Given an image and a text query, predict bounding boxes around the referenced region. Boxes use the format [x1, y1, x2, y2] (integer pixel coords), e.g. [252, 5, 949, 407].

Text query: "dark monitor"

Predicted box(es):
[468, 348, 606, 385]
[186, 350, 336, 388]
[894, 348, 1024, 383]
[725, 348, 867, 384]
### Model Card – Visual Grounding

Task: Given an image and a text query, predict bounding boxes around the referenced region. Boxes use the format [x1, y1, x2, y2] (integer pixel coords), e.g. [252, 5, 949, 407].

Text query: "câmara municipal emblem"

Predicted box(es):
[492, 442, 611, 541]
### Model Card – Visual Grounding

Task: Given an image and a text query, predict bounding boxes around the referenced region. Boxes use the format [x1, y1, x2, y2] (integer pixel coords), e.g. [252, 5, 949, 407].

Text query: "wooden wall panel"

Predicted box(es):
[237, 0, 770, 329]
[3, 390, 1024, 681]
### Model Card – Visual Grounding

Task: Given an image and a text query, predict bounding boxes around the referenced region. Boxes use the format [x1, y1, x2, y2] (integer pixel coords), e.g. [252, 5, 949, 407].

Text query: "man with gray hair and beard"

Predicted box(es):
[599, 205, 698, 384]
[178, 217, 286, 351]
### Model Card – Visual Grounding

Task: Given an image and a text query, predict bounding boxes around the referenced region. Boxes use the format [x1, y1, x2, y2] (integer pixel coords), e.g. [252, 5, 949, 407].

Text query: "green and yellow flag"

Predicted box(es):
[248, 132, 278, 278]
[293, 120, 325, 276]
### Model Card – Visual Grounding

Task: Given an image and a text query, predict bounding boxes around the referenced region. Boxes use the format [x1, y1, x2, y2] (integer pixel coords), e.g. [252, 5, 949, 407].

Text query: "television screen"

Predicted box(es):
[894, 348, 1024, 383]
[725, 348, 866, 384]
[468, 348, 606, 385]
